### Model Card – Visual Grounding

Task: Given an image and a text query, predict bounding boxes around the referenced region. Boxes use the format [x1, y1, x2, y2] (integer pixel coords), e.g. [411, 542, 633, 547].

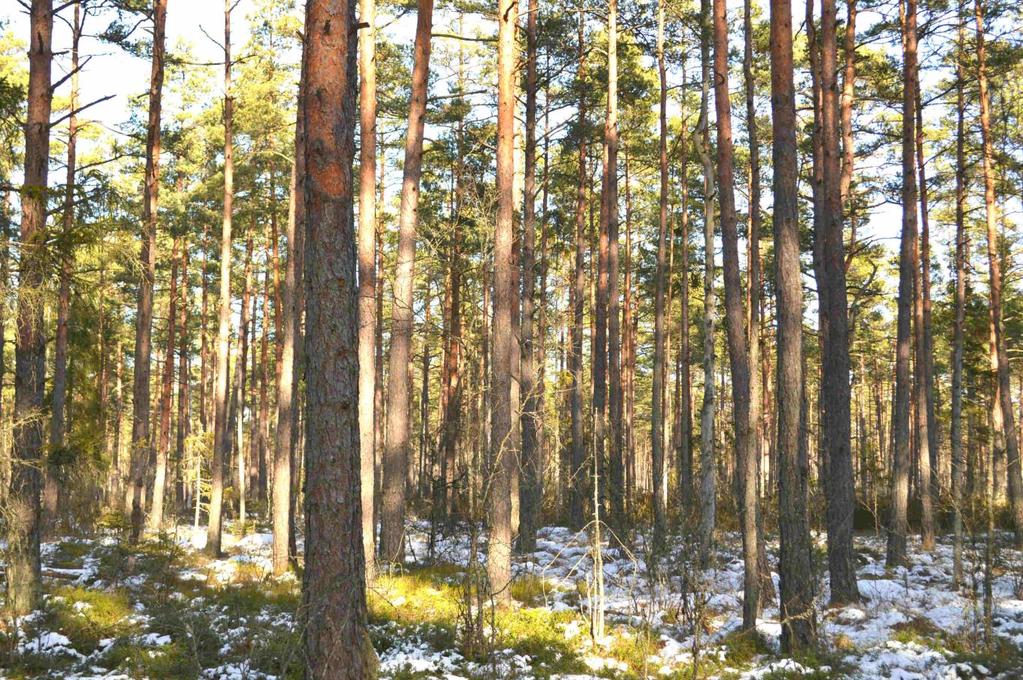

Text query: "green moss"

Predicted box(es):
[784, 648, 850, 679]
[46, 585, 137, 654]
[209, 579, 300, 617]
[92, 534, 192, 589]
[0, 651, 79, 678]
[49, 540, 93, 569]
[143, 598, 221, 666]
[510, 574, 555, 607]
[496, 607, 584, 675]
[891, 616, 943, 646]
[107, 639, 198, 679]
[369, 570, 461, 627]
[945, 635, 1023, 676]
[246, 624, 303, 680]
[719, 629, 772, 666]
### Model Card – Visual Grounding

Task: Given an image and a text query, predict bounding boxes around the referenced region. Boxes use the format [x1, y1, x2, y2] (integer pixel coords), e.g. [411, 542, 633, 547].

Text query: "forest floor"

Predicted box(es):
[2, 519, 1023, 679]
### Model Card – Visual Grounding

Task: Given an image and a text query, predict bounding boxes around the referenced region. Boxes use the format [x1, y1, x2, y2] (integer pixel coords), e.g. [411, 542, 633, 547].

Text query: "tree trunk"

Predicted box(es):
[208, 0, 234, 556]
[254, 254, 270, 503]
[358, 0, 378, 580]
[974, 0, 1023, 544]
[911, 108, 934, 550]
[381, 0, 434, 566]
[440, 112, 464, 523]
[200, 227, 211, 433]
[678, 136, 692, 512]
[273, 60, 306, 575]
[439, 236, 462, 522]
[176, 245, 190, 514]
[592, 131, 610, 526]
[950, 0, 967, 585]
[517, 0, 541, 553]
[886, 0, 918, 569]
[605, 0, 624, 538]
[488, 0, 519, 604]
[568, 9, 587, 527]
[651, 0, 669, 549]
[47, 0, 82, 523]
[696, 0, 717, 559]
[7, 0, 53, 616]
[417, 290, 432, 500]
[743, 0, 772, 602]
[769, 0, 816, 650]
[0, 193, 9, 503]
[230, 237, 254, 524]
[300, 0, 376, 674]
[713, 0, 760, 626]
[129, 0, 168, 544]
[622, 148, 635, 517]
[819, 0, 861, 601]
[150, 236, 180, 530]
[840, 0, 856, 209]
[539, 77, 552, 517]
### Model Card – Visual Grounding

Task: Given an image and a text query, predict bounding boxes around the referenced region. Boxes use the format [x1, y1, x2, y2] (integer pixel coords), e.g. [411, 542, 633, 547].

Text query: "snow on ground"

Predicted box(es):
[2, 522, 1022, 678]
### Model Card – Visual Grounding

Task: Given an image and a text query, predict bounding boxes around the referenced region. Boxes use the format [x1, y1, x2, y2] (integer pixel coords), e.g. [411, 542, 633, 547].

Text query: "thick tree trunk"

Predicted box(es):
[300, 0, 376, 674]
[8, 0, 53, 616]
[488, 0, 518, 604]
[820, 0, 860, 601]
[974, 0, 1023, 544]
[129, 0, 168, 544]
[381, 0, 434, 566]
[886, 0, 918, 568]
[769, 0, 816, 650]
[713, 0, 760, 627]
[358, 0, 378, 580]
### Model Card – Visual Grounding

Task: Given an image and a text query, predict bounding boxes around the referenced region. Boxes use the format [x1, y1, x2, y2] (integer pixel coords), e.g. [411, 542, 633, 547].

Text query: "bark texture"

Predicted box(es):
[819, 0, 860, 603]
[208, 0, 234, 556]
[129, 0, 168, 544]
[358, 0, 378, 579]
[7, 0, 54, 616]
[712, 0, 760, 627]
[488, 0, 519, 603]
[301, 0, 377, 675]
[974, 0, 1023, 543]
[381, 0, 434, 566]
[769, 0, 817, 650]
[886, 0, 919, 568]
